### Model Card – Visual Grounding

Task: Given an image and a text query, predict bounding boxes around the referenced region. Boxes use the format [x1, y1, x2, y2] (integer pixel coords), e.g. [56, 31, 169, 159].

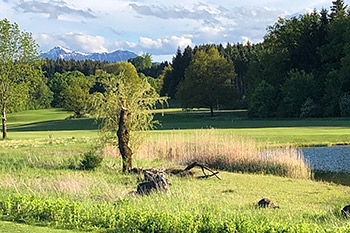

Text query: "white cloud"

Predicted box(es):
[14, 0, 96, 19]
[241, 36, 250, 45]
[139, 37, 163, 49]
[133, 35, 193, 54]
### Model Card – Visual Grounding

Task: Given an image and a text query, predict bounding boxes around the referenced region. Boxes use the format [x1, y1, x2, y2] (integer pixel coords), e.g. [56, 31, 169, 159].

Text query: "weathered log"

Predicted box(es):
[130, 161, 220, 180]
[184, 162, 221, 180]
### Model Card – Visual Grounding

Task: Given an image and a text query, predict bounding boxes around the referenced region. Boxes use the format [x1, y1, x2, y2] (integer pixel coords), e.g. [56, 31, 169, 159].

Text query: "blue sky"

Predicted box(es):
[0, 0, 342, 61]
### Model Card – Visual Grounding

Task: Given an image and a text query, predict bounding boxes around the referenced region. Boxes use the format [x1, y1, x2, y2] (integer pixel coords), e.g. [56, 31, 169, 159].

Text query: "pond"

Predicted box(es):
[300, 146, 350, 172]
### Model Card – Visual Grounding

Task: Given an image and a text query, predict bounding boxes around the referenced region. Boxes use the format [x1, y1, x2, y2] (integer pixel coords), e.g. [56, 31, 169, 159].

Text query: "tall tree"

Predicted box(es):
[164, 46, 192, 98]
[90, 63, 165, 172]
[176, 46, 236, 116]
[0, 19, 42, 139]
[330, 0, 347, 20]
[62, 73, 94, 117]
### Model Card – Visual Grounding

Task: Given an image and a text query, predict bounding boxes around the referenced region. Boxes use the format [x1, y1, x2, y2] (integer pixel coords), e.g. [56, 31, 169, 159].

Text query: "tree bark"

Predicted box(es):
[1, 105, 6, 139]
[117, 106, 133, 172]
[210, 106, 214, 117]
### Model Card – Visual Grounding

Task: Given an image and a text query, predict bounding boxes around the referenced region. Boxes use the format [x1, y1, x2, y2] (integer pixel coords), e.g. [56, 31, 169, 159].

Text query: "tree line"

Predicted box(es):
[162, 0, 350, 118]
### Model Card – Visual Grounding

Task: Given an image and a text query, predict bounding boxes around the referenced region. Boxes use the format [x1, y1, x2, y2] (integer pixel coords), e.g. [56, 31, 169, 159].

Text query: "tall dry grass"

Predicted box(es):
[137, 130, 311, 179]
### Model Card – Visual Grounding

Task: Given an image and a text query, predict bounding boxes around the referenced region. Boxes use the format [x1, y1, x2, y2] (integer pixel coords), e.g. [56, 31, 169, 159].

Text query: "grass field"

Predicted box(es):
[0, 108, 350, 232]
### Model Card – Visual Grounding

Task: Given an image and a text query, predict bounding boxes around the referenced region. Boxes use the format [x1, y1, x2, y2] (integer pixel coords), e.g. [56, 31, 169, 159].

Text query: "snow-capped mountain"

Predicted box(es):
[42, 46, 138, 62]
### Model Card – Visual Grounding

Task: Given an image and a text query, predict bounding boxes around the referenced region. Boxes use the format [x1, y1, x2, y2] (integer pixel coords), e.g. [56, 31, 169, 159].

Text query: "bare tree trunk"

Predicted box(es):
[1, 105, 6, 139]
[117, 106, 133, 172]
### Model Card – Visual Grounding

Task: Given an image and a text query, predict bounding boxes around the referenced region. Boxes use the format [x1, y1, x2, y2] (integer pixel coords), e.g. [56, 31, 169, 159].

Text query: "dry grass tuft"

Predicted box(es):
[137, 130, 311, 179]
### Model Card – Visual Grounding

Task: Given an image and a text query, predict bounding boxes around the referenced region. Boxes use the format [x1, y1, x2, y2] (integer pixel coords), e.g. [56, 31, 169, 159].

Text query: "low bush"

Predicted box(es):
[79, 151, 103, 170]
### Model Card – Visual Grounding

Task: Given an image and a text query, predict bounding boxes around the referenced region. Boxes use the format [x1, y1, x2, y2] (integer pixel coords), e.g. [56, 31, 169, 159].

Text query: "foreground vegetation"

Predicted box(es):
[0, 108, 349, 232]
[0, 143, 349, 232]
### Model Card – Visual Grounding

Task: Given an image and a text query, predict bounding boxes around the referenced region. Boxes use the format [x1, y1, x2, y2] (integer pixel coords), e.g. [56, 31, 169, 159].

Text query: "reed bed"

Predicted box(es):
[137, 129, 311, 179]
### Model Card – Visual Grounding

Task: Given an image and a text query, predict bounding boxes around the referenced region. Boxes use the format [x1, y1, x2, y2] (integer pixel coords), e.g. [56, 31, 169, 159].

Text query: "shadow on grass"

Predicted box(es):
[6, 108, 350, 132]
[154, 110, 350, 130]
[313, 170, 350, 186]
[8, 118, 100, 132]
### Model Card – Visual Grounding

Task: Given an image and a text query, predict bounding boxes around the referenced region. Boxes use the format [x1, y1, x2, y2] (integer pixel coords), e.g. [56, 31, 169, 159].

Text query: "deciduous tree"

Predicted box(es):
[90, 62, 165, 172]
[176, 46, 235, 116]
[0, 18, 42, 139]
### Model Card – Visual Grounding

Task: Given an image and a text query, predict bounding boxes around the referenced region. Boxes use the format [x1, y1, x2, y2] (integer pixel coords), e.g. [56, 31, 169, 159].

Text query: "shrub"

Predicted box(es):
[79, 151, 103, 170]
[339, 93, 350, 117]
[248, 80, 277, 118]
[280, 70, 315, 117]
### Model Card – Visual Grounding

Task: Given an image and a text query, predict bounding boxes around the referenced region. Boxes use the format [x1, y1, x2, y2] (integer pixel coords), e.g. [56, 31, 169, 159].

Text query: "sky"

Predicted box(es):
[0, 0, 343, 62]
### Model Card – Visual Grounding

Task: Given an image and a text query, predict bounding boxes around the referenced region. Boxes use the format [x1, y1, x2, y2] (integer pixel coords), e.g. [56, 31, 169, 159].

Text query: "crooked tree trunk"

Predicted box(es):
[1, 105, 6, 139]
[117, 107, 133, 172]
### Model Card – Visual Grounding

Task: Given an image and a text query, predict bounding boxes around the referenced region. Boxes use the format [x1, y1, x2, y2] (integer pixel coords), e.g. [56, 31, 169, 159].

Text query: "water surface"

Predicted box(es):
[300, 146, 350, 172]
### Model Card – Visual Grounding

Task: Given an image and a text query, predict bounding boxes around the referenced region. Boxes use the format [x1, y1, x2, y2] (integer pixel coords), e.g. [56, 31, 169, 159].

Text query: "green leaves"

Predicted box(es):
[89, 62, 166, 151]
[0, 19, 43, 138]
[176, 46, 235, 116]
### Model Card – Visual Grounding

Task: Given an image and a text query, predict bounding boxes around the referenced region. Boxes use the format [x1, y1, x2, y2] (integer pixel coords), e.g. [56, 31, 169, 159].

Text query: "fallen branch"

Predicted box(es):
[197, 171, 220, 179]
[128, 161, 221, 180]
[184, 162, 221, 180]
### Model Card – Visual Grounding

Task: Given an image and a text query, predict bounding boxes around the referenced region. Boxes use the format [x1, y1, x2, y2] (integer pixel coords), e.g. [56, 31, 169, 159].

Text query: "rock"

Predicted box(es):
[258, 198, 279, 209]
[341, 205, 350, 218]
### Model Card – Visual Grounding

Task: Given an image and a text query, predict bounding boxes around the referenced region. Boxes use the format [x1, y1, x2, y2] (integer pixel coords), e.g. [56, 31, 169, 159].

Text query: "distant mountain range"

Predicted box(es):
[42, 46, 138, 62]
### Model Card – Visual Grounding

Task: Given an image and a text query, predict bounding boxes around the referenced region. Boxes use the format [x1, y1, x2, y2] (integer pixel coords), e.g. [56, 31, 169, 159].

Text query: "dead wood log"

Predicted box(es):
[129, 161, 221, 180]
[184, 162, 221, 180]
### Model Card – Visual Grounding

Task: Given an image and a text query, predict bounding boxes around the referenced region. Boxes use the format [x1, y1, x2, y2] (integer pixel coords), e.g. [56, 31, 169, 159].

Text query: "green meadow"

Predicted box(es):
[1, 108, 350, 232]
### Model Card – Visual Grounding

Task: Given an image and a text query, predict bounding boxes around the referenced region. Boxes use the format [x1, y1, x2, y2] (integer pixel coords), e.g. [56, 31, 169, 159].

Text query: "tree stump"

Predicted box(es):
[136, 171, 170, 195]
